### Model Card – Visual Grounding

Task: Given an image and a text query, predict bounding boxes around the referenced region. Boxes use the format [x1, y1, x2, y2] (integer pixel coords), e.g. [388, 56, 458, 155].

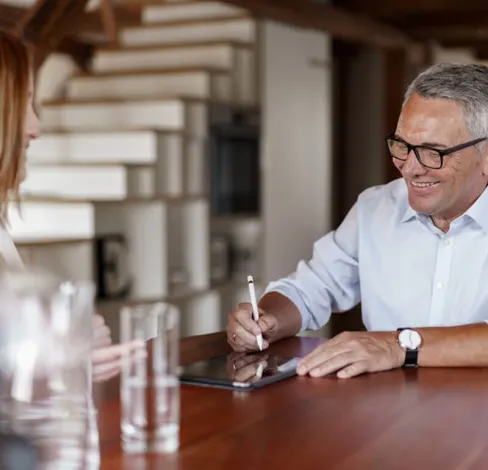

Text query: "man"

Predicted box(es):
[227, 62, 488, 379]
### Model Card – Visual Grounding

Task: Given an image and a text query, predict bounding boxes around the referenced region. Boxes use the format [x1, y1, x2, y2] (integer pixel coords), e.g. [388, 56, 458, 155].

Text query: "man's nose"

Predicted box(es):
[401, 149, 427, 176]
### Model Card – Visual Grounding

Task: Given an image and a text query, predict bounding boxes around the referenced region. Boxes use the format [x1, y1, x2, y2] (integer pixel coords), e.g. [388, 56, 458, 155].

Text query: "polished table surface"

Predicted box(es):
[95, 332, 488, 470]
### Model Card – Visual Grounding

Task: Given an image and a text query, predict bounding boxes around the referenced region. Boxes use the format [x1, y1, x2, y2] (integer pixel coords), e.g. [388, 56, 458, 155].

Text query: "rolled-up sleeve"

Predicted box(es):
[264, 202, 361, 331]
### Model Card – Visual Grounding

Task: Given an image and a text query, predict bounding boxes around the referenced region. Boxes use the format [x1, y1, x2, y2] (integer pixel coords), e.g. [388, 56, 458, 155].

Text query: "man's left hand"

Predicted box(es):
[296, 331, 405, 379]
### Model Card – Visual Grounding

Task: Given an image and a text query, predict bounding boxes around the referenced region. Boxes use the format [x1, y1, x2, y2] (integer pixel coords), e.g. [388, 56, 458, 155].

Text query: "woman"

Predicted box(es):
[0, 31, 141, 382]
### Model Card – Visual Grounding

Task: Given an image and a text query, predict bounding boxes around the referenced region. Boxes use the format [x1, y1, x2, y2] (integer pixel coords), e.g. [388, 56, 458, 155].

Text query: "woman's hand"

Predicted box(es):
[91, 313, 146, 382]
[92, 341, 146, 383]
[92, 314, 112, 349]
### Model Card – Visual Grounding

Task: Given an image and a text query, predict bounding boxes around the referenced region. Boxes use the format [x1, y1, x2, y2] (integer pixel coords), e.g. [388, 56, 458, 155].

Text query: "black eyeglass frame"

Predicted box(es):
[385, 134, 488, 169]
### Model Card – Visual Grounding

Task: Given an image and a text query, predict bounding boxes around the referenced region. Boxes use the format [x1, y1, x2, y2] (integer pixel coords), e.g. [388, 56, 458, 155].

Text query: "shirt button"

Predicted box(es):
[437, 282, 443, 289]
[444, 239, 451, 246]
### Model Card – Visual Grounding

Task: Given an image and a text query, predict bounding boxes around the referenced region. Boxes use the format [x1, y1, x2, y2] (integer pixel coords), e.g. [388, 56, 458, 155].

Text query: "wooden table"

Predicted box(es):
[96, 332, 488, 470]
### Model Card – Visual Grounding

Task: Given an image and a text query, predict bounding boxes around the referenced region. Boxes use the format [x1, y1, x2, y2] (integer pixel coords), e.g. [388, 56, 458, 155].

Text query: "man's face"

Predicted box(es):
[393, 93, 488, 220]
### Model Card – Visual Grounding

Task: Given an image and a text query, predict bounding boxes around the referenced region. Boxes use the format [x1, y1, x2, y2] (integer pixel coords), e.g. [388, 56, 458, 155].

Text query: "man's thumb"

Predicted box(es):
[258, 312, 275, 333]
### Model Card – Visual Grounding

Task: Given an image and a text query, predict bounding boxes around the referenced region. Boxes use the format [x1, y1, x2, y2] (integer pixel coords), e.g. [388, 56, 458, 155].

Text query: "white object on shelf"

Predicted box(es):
[28, 131, 160, 164]
[28, 131, 207, 199]
[21, 165, 129, 200]
[167, 199, 210, 293]
[179, 290, 221, 337]
[41, 99, 207, 136]
[67, 69, 232, 102]
[142, 2, 246, 24]
[18, 241, 94, 284]
[94, 42, 242, 72]
[156, 133, 207, 197]
[121, 17, 256, 47]
[94, 199, 209, 301]
[9, 202, 94, 242]
[92, 44, 257, 105]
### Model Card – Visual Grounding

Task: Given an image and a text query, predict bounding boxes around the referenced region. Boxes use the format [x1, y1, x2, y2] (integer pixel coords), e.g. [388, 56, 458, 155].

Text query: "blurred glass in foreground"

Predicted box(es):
[0, 268, 99, 470]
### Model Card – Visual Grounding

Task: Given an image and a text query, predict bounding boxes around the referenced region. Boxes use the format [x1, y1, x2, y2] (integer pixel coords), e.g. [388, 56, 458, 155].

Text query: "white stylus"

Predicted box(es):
[247, 275, 263, 351]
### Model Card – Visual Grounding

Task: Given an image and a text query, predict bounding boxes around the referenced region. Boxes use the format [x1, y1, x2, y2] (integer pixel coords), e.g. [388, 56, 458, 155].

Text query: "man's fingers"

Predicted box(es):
[233, 324, 262, 350]
[296, 332, 357, 373]
[235, 305, 263, 337]
[257, 313, 276, 336]
[307, 351, 358, 378]
[297, 343, 351, 375]
[337, 360, 369, 379]
[233, 354, 268, 370]
[234, 359, 268, 383]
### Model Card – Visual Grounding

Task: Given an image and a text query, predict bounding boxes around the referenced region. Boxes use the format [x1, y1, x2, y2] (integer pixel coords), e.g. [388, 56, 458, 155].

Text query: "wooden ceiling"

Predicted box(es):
[335, 0, 488, 59]
[1, 0, 487, 64]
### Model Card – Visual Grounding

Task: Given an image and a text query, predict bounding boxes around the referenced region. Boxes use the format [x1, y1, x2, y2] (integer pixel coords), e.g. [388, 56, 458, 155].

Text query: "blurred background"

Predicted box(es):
[0, 0, 482, 341]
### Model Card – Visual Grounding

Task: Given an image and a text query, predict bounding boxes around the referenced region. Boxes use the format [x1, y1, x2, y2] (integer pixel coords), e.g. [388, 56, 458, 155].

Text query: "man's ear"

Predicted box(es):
[480, 147, 488, 176]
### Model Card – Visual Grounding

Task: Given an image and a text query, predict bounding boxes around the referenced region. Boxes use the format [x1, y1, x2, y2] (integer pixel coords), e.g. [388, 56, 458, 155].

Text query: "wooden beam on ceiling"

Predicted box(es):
[21, 0, 93, 69]
[0, 1, 140, 68]
[439, 37, 488, 48]
[75, 4, 140, 40]
[336, 0, 488, 20]
[336, 0, 488, 51]
[0, 4, 26, 34]
[408, 25, 488, 42]
[390, 11, 488, 30]
[220, 0, 417, 50]
[56, 37, 95, 71]
[473, 42, 488, 60]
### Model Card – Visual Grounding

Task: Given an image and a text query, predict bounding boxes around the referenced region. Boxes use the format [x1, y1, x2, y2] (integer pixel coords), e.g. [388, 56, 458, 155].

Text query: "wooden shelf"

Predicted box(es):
[75, 66, 230, 78]
[98, 39, 254, 52]
[15, 237, 93, 248]
[38, 128, 187, 135]
[212, 214, 261, 223]
[20, 194, 209, 204]
[123, 14, 252, 30]
[42, 95, 259, 110]
[28, 161, 154, 168]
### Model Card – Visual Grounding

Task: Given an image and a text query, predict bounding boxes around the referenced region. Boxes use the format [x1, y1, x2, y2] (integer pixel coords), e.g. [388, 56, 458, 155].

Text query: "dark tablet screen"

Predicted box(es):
[179, 352, 300, 390]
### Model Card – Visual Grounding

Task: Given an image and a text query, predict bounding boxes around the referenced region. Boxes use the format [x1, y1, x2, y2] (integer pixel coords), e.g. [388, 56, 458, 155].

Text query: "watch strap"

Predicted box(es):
[397, 328, 419, 368]
[404, 349, 418, 368]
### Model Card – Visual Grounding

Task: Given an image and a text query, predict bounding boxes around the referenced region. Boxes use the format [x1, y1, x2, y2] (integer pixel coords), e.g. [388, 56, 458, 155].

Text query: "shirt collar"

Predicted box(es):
[400, 184, 488, 231]
[400, 204, 417, 223]
[464, 185, 488, 232]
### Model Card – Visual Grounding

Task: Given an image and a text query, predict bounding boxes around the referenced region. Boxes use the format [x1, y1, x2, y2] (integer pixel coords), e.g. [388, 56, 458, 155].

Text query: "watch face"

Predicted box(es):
[399, 329, 422, 349]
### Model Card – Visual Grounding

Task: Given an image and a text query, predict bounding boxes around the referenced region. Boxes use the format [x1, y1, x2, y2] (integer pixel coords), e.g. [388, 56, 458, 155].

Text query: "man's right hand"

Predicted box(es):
[227, 302, 278, 352]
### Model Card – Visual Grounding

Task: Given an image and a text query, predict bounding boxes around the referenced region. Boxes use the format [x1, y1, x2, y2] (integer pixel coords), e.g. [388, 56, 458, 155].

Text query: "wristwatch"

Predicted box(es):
[397, 328, 422, 367]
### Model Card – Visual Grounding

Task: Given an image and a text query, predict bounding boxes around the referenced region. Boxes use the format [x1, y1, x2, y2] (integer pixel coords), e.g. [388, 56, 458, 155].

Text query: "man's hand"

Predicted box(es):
[227, 302, 278, 352]
[226, 352, 268, 383]
[296, 331, 405, 379]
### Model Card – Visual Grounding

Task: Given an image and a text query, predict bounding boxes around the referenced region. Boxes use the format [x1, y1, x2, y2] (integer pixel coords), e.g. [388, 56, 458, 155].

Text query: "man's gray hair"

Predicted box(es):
[403, 63, 488, 143]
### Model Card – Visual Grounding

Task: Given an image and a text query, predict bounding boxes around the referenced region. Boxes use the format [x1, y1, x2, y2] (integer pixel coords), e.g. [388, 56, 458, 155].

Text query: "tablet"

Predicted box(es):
[179, 352, 300, 390]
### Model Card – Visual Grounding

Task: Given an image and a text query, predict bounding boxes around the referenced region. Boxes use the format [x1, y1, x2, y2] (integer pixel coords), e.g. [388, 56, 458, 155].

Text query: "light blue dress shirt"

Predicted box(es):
[265, 178, 488, 332]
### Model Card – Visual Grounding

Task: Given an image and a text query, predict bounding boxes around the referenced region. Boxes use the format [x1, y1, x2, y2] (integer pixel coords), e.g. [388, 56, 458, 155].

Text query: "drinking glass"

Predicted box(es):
[0, 268, 99, 469]
[120, 302, 180, 454]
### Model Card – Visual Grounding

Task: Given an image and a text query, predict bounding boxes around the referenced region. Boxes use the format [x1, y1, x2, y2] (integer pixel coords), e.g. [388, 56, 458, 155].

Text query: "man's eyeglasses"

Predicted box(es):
[385, 134, 487, 169]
